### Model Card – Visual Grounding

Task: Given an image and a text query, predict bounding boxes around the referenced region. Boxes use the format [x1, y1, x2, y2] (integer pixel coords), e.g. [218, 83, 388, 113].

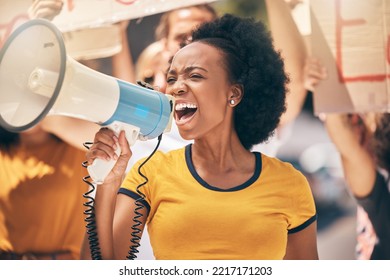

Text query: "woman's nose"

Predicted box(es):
[173, 81, 187, 96]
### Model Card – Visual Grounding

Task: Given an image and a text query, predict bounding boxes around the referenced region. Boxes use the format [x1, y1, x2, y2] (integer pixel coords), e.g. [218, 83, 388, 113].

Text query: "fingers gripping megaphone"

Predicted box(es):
[0, 19, 175, 184]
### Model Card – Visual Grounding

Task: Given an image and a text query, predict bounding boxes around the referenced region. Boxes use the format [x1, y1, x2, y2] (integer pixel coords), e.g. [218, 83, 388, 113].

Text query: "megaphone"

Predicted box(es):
[0, 19, 175, 184]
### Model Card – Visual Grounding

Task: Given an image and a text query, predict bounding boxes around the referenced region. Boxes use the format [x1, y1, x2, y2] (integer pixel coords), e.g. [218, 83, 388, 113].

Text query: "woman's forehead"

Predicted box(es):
[171, 42, 221, 68]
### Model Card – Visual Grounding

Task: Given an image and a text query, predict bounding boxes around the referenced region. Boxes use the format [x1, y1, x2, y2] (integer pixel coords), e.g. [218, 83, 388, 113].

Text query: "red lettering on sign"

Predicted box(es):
[335, 0, 388, 83]
[116, 0, 137, 5]
[387, 35, 390, 66]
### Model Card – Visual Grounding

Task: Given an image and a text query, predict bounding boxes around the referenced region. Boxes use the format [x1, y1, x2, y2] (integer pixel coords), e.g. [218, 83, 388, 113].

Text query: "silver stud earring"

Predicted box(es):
[230, 99, 235, 105]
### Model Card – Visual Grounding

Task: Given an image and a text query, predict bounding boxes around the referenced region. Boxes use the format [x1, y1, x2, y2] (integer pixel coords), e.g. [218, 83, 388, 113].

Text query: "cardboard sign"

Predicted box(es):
[51, 0, 217, 32]
[0, 0, 217, 59]
[310, 0, 390, 113]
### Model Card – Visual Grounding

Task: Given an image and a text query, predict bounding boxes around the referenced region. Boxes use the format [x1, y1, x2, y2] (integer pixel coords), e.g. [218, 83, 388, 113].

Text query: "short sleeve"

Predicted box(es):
[287, 172, 317, 234]
[118, 157, 153, 213]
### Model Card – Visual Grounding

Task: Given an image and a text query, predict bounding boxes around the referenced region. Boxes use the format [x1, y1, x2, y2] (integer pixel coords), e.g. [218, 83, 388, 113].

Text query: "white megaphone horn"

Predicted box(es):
[0, 19, 175, 184]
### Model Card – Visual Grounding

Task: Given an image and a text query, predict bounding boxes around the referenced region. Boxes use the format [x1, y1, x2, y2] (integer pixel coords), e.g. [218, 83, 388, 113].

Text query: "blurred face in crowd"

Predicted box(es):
[136, 41, 171, 93]
[144, 55, 169, 93]
[138, 6, 216, 94]
[165, 7, 215, 55]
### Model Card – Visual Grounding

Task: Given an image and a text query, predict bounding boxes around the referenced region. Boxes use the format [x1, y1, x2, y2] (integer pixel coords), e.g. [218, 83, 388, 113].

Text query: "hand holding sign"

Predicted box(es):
[28, 0, 64, 21]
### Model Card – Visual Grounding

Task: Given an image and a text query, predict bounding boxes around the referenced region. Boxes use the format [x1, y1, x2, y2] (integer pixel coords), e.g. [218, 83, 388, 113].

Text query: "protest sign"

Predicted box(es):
[51, 0, 217, 32]
[0, 0, 217, 59]
[311, 0, 390, 113]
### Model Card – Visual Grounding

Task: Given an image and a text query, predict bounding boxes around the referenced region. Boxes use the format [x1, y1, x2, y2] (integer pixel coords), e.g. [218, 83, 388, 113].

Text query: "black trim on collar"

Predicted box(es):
[185, 144, 262, 192]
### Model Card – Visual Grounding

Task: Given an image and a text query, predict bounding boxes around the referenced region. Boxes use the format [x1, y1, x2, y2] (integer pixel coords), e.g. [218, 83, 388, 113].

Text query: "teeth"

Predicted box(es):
[175, 103, 197, 110]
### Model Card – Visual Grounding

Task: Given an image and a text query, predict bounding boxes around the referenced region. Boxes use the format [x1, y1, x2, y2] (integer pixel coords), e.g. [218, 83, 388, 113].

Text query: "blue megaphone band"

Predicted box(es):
[102, 80, 172, 139]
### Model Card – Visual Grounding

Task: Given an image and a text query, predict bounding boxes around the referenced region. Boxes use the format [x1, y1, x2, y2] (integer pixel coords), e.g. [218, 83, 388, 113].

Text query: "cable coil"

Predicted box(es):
[127, 134, 162, 260]
[82, 141, 102, 260]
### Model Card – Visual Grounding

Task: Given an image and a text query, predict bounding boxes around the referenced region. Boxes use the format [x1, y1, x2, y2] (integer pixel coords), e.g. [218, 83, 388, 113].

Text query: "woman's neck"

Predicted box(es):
[191, 134, 253, 173]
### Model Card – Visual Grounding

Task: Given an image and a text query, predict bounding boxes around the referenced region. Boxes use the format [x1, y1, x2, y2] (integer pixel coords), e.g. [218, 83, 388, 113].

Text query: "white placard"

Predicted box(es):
[311, 0, 390, 113]
[0, 0, 217, 48]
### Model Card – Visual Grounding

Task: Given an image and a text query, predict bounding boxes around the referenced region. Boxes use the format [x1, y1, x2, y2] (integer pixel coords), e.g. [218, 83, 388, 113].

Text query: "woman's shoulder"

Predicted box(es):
[260, 152, 306, 180]
[261, 153, 295, 169]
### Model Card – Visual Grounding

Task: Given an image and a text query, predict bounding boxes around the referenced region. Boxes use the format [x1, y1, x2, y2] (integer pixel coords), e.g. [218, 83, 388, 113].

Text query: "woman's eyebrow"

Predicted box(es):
[167, 66, 208, 76]
[184, 66, 208, 73]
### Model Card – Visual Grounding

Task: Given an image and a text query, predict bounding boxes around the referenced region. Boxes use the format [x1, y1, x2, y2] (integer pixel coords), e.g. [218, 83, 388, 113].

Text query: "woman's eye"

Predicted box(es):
[190, 74, 202, 79]
[166, 77, 176, 84]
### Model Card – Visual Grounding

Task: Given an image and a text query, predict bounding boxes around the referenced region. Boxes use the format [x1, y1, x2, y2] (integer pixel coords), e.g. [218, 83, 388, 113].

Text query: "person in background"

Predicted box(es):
[0, 0, 95, 260]
[0, 0, 135, 259]
[323, 112, 390, 259]
[82, 13, 318, 260]
[0, 117, 98, 260]
[135, 40, 169, 92]
[107, 20, 136, 83]
[155, 4, 218, 54]
[304, 53, 390, 260]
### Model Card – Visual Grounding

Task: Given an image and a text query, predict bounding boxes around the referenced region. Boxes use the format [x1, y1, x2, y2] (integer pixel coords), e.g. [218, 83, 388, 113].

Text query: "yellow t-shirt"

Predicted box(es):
[120, 144, 316, 260]
[0, 137, 88, 259]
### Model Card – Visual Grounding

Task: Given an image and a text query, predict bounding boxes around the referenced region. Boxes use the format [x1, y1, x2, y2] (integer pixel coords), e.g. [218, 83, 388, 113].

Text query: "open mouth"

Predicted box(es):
[175, 103, 198, 123]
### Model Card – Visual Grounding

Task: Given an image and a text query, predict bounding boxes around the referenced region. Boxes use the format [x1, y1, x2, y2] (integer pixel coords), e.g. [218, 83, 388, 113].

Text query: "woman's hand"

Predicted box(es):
[28, 0, 64, 21]
[304, 57, 328, 92]
[86, 128, 132, 185]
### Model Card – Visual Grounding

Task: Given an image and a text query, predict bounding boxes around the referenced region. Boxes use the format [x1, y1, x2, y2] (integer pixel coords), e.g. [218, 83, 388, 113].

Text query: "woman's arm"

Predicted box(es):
[304, 57, 377, 198]
[284, 222, 318, 259]
[41, 115, 100, 151]
[111, 20, 136, 83]
[324, 114, 376, 198]
[265, 0, 308, 128]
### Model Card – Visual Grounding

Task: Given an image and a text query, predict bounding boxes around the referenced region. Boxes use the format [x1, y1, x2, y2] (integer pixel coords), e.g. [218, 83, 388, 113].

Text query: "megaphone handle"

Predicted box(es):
[87, 121, 140, 185]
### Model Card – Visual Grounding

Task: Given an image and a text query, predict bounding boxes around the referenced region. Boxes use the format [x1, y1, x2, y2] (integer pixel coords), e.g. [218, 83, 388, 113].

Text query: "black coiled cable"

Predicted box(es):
[82, 141, 102, 260]
[127, 134, 163, 260]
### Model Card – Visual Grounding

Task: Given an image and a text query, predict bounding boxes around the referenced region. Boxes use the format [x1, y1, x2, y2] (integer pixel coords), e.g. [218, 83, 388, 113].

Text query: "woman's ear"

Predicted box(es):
[228, 84, 244, 107]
